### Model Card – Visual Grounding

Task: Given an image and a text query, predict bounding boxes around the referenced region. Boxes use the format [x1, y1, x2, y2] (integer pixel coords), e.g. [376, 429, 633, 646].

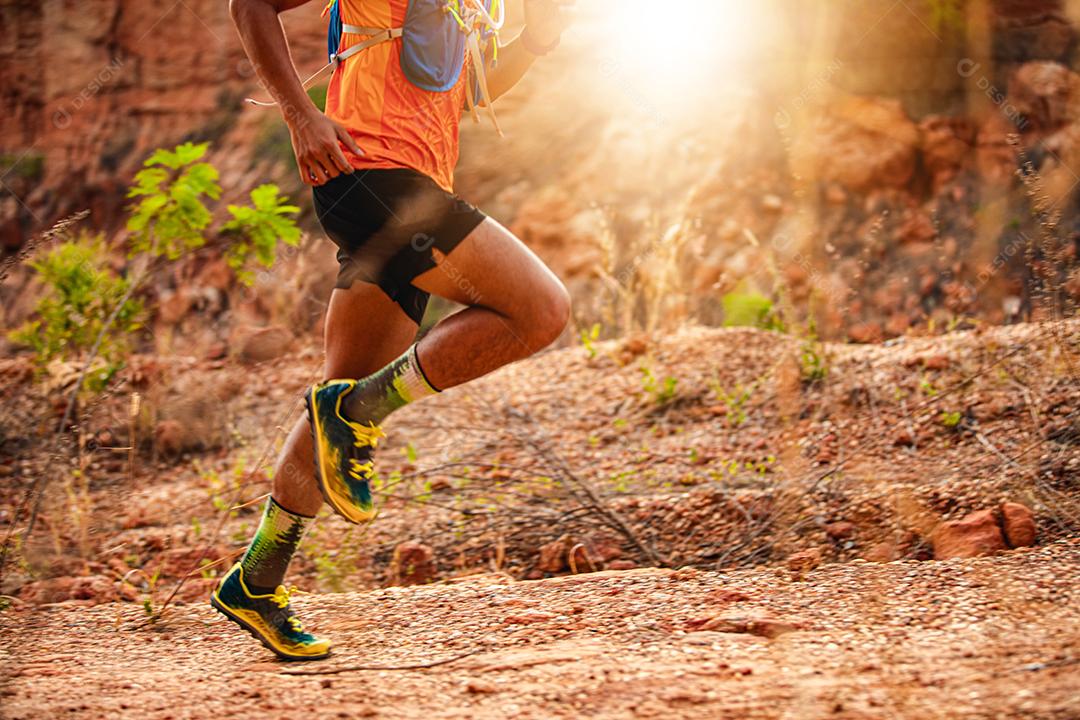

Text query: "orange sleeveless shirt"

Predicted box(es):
[326, 0, 467, 192]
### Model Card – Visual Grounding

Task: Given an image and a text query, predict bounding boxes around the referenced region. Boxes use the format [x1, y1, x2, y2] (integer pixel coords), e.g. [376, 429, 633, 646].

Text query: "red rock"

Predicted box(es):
[825, 521, 856, 540]
[536, 535, 573, 573]
[848, 322, 883, 344]
[388, 541, 436, 586]
[466, 680, 498, 694]
[197, 257, 233, 291]
[237, 325, 294, 365]
[504, 611, 556, 625]
[154, 420, 186, 457]
[701, 615, 804, 638]
[999, 502, 1037, 548]
[790, 95, 918, 192]
[863, 531, 917, 563]
[707, 588, 751, 603]
[786, 548, 822, 573]
[606, 560, 638, 571]
[933, 510, 1007, 559]
[203, 341, 228, 360]
[919, 115, 975, 188]
[897, 211, 936, 245]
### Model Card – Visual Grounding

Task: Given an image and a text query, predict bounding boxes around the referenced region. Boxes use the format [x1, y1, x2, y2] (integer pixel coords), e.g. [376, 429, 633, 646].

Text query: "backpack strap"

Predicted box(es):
[244, 25, 402, 107]
[335, 25, 404, 64]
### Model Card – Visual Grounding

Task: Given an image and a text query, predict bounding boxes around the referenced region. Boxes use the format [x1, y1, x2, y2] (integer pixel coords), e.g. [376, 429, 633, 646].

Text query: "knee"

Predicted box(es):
[526, 280, 571, 350]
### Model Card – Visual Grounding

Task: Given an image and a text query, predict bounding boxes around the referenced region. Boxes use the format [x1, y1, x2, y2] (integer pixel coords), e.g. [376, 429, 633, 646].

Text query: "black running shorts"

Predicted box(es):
[312, 168, 487, 324]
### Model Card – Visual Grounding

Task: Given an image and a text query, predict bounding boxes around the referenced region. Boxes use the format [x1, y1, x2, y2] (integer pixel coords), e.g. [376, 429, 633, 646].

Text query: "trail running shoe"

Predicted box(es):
[305, 379, 385, 524]
[210, 563, 331, 661]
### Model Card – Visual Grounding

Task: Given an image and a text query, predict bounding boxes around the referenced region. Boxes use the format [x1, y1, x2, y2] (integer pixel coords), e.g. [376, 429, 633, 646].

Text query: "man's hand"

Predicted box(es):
[523, 0, 572, 48]
[288, 109, 364, 186]
[229, 0, 364, 186]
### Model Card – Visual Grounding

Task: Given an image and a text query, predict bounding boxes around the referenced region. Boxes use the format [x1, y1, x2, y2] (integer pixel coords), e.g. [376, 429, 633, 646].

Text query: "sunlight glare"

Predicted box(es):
[601, 0, 763, 88]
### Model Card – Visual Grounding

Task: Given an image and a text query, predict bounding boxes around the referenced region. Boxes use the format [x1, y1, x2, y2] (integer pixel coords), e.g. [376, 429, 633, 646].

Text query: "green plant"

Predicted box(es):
[8, 235, 145, 392]
[798, 317, 829, 384]
[721, 291, 784, 331]
[640, 364, 678, 405]
[940, 410, 963, 429]
[127, 142, 222, 260]
[220, 184, 301, 284]
[579, 322, 601, 359]
[710, 378, 756, 426]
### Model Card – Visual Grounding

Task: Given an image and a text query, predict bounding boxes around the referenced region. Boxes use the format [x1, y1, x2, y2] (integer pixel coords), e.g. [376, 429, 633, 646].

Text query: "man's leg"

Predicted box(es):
[212, 282, 417, 660]
[273, 282, 420, 518]
[409, 217, 571, 389]
[337, 217, 570, 424]
[307, 216, 569, 522]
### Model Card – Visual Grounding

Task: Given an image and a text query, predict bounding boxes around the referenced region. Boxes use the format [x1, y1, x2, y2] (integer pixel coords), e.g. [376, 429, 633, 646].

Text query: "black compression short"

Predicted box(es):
[312, 168, 487, 325]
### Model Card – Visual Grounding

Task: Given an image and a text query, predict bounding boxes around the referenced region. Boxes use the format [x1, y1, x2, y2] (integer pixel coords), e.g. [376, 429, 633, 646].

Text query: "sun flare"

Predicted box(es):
[598, 0, 764, 88]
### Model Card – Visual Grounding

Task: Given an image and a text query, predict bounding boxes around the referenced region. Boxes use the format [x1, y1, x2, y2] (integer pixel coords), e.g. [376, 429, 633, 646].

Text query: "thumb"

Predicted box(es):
[334, 123, 364, 156]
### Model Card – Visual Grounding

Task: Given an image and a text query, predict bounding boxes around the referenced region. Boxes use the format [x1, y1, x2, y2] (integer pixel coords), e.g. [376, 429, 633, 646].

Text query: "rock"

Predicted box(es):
[237, 325, 294, 365]
[196, 257, 233, 291]
[1008, 61, 1080, 132]
[825, 521, 856, 540]
[999, 502, 1037, 548]
[785, 548, 822, 574]
[896, 211, 936, 245]
[203, 341, 228, 360]
[994, 3, 1074, 65]
[536, 535, 573, 573]
[466, 680, 498, 694]
[388, 541, 436, 586]
[848, 321, 883, 344]
[863, 531, 918, 563]
[504, 611, 556, 625]
[606, 560, 638, 571]
[933, 510, 1007, 559]
[699, 615, 804, 639]
[19, 575, 116, 605]
[919, 115, 975, 188]
[617, 334, 649, 364]
[761, 194, 783, 212]
[792, 95, 919, 192]
[154, 419, 186, 457]
[157, 289, 192, 326]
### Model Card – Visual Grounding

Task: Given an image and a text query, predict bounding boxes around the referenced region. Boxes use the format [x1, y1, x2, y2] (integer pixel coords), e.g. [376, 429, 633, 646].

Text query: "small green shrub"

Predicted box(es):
[721, 291, 784, 331]
[127, 142, 222, 260]
[221, 184, 301, 285]
[579, 322, 601, 359]
[640, 365, 678, 405]
[8, 235, 144, 391]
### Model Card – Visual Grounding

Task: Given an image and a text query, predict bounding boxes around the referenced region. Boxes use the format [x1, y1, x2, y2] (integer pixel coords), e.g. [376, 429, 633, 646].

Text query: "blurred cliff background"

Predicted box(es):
[2, 0, 1079, 356]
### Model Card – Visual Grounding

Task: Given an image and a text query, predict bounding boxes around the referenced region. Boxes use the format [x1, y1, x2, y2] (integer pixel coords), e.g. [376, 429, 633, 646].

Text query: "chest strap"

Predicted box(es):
[335, 25, 403, 63]
[244, 25, 402, 107]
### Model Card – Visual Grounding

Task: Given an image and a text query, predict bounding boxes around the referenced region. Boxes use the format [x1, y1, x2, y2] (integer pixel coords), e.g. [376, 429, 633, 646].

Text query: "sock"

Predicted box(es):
[238, 497, 313, 594]
[342, 344, 439, 425]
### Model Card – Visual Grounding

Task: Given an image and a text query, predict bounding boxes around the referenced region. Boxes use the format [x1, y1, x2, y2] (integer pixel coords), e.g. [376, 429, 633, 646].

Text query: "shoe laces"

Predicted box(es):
[349, 457, 375, 481]
[350, 421, 386, 450]
[271, 585, 310, 633]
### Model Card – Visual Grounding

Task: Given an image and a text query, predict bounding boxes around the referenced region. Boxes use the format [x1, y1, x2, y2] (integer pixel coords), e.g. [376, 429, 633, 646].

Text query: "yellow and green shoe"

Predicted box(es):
[305, 379, 385, 524]
[210, 563, 331, 661]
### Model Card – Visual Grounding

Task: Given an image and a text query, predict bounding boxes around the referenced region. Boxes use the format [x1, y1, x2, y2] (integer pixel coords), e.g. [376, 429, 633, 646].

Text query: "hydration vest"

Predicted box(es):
[249, 0, 504, 135]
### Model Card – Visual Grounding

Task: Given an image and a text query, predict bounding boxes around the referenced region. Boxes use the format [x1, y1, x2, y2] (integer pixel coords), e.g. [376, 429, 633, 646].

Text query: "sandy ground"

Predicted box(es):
[2, 540, 1077, 720]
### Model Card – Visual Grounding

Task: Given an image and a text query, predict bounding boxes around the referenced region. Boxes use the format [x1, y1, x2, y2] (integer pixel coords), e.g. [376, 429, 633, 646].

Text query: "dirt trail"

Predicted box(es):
[2, 542, 1078, 719]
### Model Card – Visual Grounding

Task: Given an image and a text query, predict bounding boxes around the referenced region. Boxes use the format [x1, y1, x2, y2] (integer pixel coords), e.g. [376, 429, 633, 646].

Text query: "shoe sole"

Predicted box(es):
[305, 387, 368, 525]
[210, 592, 330, 662]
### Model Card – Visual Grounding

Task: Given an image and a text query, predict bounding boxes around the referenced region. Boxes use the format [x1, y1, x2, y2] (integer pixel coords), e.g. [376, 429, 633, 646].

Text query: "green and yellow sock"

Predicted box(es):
[341, 344, 439, 424]
[239, 497, 313, 594]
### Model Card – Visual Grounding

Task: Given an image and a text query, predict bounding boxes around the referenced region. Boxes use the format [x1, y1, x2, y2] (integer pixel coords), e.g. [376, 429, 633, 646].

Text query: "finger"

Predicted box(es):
[305, 160, 328, 186]
[314, 157, 337, 183]
[326, 144, 352, 174]
[335, 125, 364, 157]
[299, 161, 315, 186]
